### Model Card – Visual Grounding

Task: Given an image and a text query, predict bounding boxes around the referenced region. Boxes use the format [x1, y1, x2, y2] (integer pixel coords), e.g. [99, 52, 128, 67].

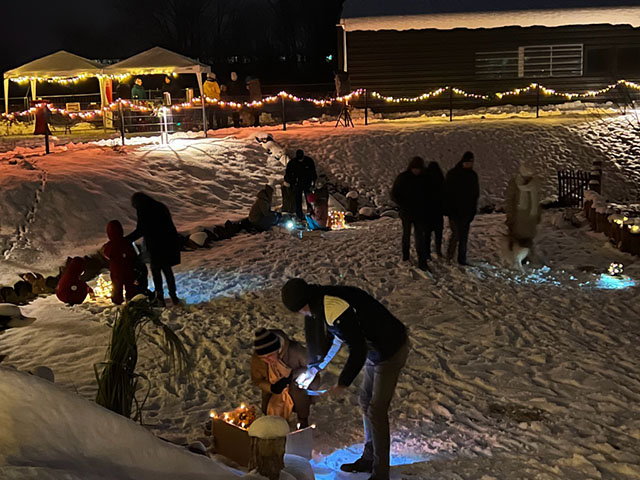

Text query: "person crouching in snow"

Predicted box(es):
[103, 220, 137, 305]
[281, 278, 409, 480]
[505, 163, 542, 265]
[305, 185, 329, 231]
[250, 328, 316, 428]
[56, 257, 93, 305]
[248, 184, 281, 231]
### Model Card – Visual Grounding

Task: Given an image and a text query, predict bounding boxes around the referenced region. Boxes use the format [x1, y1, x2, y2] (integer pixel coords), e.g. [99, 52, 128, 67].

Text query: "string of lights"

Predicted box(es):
[3, 80, 639, 121]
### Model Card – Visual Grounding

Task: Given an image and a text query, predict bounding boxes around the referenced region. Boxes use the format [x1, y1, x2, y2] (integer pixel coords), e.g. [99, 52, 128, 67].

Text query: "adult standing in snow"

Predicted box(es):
[424, 161, 445, 259]
[248, 184, 281, 231]
[125, 192, 181, 307]
[281, 278, 409, 480]
[285, 149, 317, 221]
[444, 151, 479, 266]
[246, 76, 262, 127]
[251, 328, 317, 428]
[203, 73, 224, 129]
[505, 163, 542, 249]
[391, 156, 429, 270]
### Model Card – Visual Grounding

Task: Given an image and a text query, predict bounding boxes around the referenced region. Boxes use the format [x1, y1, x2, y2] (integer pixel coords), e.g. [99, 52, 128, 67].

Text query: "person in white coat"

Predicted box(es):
[505, 163, 542, 253]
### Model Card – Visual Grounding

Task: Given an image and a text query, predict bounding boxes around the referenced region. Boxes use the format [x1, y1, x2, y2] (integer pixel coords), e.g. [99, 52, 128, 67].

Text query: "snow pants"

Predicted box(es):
[447, 217, 472, 265]
[111, 276, 136, 305]
[294, 185, 313, 221]
[359, 339, 410, 480]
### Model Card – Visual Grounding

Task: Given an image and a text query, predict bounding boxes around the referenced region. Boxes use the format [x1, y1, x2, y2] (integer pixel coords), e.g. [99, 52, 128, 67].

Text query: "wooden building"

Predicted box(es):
[338, 2, 640, 97]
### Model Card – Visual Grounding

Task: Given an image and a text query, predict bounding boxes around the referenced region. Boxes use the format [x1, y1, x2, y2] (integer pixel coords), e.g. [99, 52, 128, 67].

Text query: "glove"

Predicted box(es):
[270, 375, 291, 394]
[295, 367, 319, 390]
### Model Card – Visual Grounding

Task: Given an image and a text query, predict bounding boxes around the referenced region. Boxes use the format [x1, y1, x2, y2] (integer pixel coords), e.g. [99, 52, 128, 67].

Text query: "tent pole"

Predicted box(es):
[30, 79, 37, 101]
[196, 72, 207, 137]
[3, 78, 9, 114]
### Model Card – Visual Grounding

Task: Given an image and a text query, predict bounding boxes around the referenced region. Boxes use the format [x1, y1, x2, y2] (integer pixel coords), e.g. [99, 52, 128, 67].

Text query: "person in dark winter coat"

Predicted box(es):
[115, 80, 131, 100]
[103, 220, 137, 305]
[443, 151, 479, 265]
[391, 156, 429, 270]
[56, 257, 93, 305]
[161, 75, 180, 104]
[250, 328, 318, 427]
[284, 149, 318, 220]
[248, 184, 281, 231]
[125, 192, 181, 306]
[424, 161, 445, 258]
[281, 278, 409, 480]
[131, 78, 147, 100]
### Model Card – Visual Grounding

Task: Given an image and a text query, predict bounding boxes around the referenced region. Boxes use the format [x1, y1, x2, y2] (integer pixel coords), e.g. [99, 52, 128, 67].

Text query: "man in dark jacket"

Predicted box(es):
[282, 278, 409, 480]
[225, 71, 245, 128]
[391, 156, 429, 270]
[284, 150, 318, 220]
[126, 192, 181, 307]
[443, 151, 479, 265]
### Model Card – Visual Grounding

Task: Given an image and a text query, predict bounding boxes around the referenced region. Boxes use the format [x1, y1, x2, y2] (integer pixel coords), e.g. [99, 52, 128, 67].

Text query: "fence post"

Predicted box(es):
[449, 86, 453, 122]
[281, 95, 287, 131]
[536, 83, 540, 119]
[118, 101, 125, 146]
[590, 159, 603, 194]
[364, 89, 368, 126]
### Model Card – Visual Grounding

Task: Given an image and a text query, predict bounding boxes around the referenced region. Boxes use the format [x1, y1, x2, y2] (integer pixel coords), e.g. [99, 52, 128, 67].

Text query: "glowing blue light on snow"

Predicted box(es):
[311, 443, 431, 478]
[594, 274, 635, 290]
[285, 220, 295, 230]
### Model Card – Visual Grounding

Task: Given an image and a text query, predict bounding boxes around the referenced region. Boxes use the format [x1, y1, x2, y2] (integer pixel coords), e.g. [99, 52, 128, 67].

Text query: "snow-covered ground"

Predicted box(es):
[1, 114, 640, 479]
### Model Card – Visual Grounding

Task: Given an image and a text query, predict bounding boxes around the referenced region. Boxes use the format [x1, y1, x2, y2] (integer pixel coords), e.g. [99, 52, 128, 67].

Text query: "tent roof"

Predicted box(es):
[3, 50, 104, 80]
[104, 46, 211, 76]
[340, 1, 640, 31]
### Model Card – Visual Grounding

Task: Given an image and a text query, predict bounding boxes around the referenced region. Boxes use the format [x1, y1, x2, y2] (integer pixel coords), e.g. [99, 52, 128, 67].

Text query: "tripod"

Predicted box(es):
[335, 100, 354, 128]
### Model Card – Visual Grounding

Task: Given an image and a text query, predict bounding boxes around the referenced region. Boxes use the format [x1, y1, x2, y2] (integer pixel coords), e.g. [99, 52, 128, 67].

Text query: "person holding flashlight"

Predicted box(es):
[282, 278, 409, 480]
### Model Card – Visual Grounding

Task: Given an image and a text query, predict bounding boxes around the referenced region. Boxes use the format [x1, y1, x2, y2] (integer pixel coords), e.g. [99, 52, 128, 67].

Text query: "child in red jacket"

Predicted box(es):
[103, 220, 137, 305]
[56, 257, 92, 305]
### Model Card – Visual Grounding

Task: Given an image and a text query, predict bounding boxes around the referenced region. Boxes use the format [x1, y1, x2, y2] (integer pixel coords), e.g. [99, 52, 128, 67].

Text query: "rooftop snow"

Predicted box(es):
[340, 6, 640, 32]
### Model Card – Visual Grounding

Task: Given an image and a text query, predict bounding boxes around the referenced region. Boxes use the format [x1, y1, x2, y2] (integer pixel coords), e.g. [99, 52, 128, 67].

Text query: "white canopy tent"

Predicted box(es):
[3, 50, 104, 114]
[104, 46, 212, 132]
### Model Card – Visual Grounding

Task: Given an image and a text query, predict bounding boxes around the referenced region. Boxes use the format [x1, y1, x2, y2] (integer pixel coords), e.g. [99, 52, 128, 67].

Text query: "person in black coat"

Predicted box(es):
[281, 278, 409, 480]
[391, 156, 429, 270]
[424, 161, 445, 258]
[284, 149, 318, 220]
[443, 151, 479, 265]
[126, 192, 181, 306]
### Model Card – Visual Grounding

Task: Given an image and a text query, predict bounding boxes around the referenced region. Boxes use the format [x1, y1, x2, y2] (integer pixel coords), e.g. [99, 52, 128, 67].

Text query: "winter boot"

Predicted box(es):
[298, 418, 309, 429]
[170, 294, 182, 306]
[153, 292, 166, 307]
[340, 458, 373, 473]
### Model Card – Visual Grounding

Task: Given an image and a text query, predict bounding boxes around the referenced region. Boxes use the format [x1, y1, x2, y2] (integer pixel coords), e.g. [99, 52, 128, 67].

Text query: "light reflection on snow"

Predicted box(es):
[151, 270, 267, 305]
[593, 274, 636, 290]
[472, 264, 636, 290]
[311, 443, 431, 479]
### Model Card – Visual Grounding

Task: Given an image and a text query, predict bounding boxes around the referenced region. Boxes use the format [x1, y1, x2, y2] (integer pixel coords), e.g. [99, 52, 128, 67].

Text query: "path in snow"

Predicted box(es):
[2, 212, 639, 479]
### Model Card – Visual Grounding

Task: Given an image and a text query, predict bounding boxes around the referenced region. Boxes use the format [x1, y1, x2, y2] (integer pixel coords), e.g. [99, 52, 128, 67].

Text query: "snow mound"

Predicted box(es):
[248, 416, 290, 439]
[0, 368, 245, 479]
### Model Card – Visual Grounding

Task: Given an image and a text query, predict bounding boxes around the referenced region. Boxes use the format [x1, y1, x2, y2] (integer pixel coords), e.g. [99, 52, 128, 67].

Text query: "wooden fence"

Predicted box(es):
[557, 170, 590, 207]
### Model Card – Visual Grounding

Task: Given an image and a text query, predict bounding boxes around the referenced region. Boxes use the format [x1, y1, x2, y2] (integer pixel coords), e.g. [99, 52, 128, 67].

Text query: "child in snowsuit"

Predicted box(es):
[56, 257, 92, 305]
[103, 220, 137, 305]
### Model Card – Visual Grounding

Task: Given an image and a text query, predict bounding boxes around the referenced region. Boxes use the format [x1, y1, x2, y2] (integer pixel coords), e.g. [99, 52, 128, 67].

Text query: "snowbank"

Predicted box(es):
[0, 368, 245, 480]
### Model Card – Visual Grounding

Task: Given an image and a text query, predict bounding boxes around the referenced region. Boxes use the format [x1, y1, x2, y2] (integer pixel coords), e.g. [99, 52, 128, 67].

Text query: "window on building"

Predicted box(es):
[617, 47, 640, 75]
[585, 47, 614, 75]
[520, 44, 583, 78]
[475, 51, 519, 79]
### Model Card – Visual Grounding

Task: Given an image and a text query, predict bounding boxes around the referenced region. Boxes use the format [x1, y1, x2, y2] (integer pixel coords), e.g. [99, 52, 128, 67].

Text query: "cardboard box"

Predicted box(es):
[212, 419, 313, 466]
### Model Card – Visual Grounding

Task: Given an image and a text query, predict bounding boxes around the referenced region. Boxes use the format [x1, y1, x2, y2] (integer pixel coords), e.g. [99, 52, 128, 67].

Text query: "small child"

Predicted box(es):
[56, 257, 93, 305]
[103, 220, 137, 305]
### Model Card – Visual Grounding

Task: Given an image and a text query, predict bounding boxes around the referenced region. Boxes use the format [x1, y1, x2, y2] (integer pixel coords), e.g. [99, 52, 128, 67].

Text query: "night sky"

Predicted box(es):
[2, 0, 638, 77]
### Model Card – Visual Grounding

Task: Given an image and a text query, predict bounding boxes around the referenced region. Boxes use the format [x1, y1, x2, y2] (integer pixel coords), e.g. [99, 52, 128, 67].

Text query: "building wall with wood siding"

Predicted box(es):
[340, 24, 640, 96]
